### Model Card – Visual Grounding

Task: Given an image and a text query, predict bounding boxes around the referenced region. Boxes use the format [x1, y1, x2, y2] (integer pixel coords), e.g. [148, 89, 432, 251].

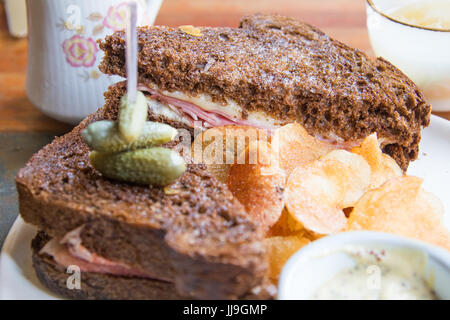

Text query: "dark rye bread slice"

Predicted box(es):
[32, 232, 272, 300]
[32, 232, 183, 300]
[99, 14, 431, 171]
[16, 86, 268, 300]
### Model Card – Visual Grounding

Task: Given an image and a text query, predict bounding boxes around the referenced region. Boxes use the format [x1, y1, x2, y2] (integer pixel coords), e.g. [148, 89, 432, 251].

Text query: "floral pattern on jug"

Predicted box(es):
[62, 35, 99, 67]
[103, 2, 130, 31]
[58, 0, 150, 82]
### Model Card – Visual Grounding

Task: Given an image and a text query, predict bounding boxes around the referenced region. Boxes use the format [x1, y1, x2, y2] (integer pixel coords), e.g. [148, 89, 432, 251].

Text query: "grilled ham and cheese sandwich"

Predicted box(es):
[17, 14, 431, 300]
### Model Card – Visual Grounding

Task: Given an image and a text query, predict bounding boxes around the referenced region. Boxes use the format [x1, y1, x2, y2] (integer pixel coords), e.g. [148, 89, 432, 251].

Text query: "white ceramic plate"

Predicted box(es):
[1, 115, 449, 300]
[0, 218, 58, 299]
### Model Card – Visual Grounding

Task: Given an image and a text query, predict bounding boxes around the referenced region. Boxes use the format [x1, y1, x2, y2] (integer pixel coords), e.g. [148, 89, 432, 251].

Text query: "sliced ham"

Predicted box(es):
[138, 85, 274, 130]
[40, 227, 171, 282]
[138, 85, 368, 147]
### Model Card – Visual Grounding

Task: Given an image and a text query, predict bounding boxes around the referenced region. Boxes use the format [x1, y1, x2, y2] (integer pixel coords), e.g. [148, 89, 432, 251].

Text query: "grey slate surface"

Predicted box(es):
[0, 133, 57, 248]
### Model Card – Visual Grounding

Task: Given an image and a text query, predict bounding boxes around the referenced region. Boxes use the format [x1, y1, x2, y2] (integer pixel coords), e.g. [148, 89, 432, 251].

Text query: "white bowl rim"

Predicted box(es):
[278, 231, 450, 300]
[366, 0, 450, 33]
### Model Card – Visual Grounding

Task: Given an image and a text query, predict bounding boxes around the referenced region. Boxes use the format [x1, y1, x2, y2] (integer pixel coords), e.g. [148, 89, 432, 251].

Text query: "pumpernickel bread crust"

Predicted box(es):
[17, 87, 268, 299]
[100, 14, 431, 170]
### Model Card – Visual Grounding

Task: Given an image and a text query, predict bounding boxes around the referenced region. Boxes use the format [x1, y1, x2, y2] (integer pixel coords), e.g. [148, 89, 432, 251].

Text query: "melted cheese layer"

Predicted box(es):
[142, 84, 284, 129]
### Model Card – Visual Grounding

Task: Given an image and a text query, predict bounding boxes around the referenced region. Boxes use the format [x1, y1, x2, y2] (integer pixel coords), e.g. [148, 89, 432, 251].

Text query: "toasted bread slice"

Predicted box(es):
[32, 232, 273, 300]
[32, 232, 184, 300]
[16, 83, 268, 300]
[99, 14, 431, 170]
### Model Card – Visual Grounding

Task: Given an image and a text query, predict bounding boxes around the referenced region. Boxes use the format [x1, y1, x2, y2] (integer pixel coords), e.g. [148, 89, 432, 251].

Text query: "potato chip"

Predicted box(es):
[265, 235, 310, 280]
[267, 209, 297, 237]
[285, 208, 305, 233]
[321, 150, 371, 208]
[192, 126, 269, 182]
[284, 149, 371, 235]
[272, 123, 338, 176]
[348, 176, 450, 250]
[227, 141, 285, 230]
[285, 161, 348, 235]
[267, 210, 322, 244]
[351, 133, 402, 189]
[235, 138, 276, 167]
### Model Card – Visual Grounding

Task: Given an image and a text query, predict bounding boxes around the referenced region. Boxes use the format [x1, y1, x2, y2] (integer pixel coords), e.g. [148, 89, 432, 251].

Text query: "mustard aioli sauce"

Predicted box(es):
[311, 247, 438, 300]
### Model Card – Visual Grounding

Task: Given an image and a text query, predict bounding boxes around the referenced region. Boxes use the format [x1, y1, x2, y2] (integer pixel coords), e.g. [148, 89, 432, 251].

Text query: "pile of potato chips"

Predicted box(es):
[192, 123, 450, 282]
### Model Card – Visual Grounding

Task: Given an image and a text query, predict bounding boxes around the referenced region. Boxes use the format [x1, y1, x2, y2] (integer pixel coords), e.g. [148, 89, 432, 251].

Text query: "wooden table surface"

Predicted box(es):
[0, 0, 448, 134]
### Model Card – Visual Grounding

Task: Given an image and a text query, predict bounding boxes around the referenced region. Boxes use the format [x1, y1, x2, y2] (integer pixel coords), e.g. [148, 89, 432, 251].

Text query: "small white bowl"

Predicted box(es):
[366, 0, 450, 112]
[278, 231, 450, 300]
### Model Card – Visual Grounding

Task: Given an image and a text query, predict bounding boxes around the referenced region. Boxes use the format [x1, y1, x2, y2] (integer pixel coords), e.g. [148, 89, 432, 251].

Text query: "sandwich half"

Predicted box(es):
[100, 14, 431, 171]
[17, 84, 272, 299]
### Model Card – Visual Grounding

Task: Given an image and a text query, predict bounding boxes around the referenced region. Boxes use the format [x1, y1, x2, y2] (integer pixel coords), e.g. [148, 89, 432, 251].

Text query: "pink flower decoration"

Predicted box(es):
[103, 2, 129, 31]
[62, 35, 98, 68]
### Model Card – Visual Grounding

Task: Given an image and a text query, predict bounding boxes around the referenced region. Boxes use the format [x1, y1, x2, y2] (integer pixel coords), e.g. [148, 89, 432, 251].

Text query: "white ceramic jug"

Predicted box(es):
[26, 0, 163, 124]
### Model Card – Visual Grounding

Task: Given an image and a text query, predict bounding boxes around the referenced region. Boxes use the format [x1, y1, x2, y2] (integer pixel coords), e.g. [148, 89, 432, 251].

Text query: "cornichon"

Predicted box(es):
[119, 91, 148, 143]
[90, 148, 187, 186]
[81, 120, 178, 153]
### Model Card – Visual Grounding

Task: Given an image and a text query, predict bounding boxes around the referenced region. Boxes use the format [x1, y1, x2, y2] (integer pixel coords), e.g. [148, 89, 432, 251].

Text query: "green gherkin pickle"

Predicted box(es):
[81, 120, 178, 153]
[119, 91, 148, 143]
[85, 91, 186, 187]
[89, 148, 187, 186]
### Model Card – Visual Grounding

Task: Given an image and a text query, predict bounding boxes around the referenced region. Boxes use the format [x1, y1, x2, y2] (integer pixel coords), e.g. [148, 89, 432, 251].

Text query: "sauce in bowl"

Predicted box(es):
[311, 247, 438, 300]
